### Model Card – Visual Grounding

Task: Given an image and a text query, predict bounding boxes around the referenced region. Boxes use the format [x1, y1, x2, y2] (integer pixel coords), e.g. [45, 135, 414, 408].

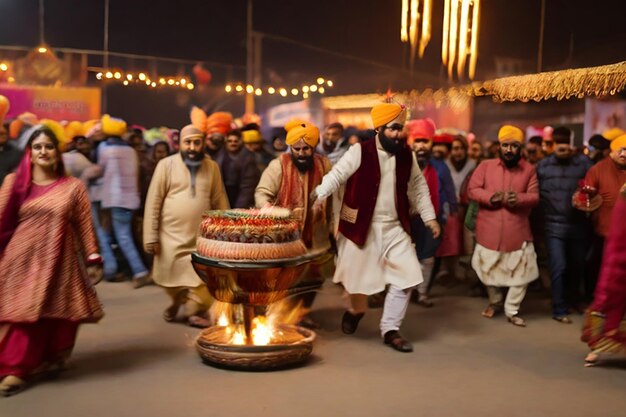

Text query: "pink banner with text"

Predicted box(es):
[0, 84, 101, 122]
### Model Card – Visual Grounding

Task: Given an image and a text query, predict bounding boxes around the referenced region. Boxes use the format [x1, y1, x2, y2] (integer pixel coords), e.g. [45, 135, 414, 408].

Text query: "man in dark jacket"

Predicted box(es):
[0, 125, 21, 184]
[536, 126, 592, 323]
[219, 130, 261, 208]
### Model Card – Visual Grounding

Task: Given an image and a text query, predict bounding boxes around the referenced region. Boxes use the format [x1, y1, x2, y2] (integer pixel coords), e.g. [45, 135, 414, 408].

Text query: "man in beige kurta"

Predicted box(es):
[144, 125, 229, 326]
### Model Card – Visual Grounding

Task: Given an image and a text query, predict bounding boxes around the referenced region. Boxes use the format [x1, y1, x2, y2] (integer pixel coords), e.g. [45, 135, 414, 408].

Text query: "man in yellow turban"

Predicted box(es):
[255, 119, 333, 328]
[310, 103, 440, 352]
[469, 125, 539, 327]
[242, 126, 275, 172]
[94, 114, 150, 287]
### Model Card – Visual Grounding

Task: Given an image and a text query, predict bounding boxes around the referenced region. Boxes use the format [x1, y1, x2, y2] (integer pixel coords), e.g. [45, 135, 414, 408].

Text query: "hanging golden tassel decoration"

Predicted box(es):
[441, 0, 481, 80]
[400, 0, 432, 71]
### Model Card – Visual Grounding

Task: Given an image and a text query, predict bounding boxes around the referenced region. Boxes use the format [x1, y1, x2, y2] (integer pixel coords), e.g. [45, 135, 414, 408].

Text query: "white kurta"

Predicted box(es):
[143, 154, 229, 288]
[315, 139, 436, 295]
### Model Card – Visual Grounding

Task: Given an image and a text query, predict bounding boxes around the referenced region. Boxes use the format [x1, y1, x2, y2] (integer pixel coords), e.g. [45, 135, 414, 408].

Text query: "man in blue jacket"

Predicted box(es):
[536, 126, 592, 323]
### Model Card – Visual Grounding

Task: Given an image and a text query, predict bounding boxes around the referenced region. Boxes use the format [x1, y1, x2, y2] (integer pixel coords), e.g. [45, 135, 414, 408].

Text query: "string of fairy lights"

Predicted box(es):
[224, 77, 334, 98]
[94, 70, 195, 90]
[92, 69, 335, 99]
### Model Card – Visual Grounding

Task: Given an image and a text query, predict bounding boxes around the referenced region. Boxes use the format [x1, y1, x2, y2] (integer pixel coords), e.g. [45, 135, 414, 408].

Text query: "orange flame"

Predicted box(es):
[209, 298, 309, 346]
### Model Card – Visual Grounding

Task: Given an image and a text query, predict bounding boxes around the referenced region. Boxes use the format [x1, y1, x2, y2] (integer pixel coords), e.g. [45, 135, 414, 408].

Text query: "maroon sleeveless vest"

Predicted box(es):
[338, 139, 412, 246]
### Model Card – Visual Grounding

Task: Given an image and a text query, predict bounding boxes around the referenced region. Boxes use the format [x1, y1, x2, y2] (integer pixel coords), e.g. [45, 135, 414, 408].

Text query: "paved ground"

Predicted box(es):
[2, 279, 625, 417]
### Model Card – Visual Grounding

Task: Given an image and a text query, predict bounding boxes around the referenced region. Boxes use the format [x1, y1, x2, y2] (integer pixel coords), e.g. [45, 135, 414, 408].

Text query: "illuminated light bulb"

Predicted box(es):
[225, 84, 233, 92]
[319, 86, 325, 94]
[303, 92, 309, 99]
[159, 78, 166, 85]
[310, 85, 318, 92]
[302, 85, 309, 93]
[0, 63, 8, 71]
[96, 72, 103, 80]
[235, 84, 244, 92]
[145, 80, 151, 85]
[7, 76, 15, 83]
[138, 73, 146, 81]
[187, 83, 194, 90]
[167, 79, 175, 85]
[255, 88, 262, 96]
[246, 84, 254, 94]
[180, 78, 187, 85]
[114, 72, 122, 79]
[268, 87, 276, 94]
[175, 81, 180, 85]
[105, 71, 113, 79]
[123, 80, 129, 86]
[126, 74, 133, 81]
[37, 46, 47, 53]
[151, 82, 157, 87]
[316, 77, 324, 84]
[327, 80, 333, 87]
[291, 88, 299, 95]
[279, 88, 287, 97]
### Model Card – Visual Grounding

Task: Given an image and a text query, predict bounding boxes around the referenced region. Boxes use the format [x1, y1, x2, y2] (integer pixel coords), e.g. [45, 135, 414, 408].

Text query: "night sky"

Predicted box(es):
[1, 0, 625, 126]
[2, 1, 625, 83]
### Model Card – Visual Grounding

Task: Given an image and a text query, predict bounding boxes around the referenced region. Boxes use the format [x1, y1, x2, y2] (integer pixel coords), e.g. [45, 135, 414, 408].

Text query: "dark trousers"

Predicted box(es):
[585, 234, 605, 302]
[545, 235, 587, 316]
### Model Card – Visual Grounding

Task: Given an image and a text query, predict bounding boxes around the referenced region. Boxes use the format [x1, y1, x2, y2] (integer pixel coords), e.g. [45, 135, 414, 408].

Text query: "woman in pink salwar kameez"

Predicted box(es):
[581, 182, 626, 367]
[0, 127, 103, 396]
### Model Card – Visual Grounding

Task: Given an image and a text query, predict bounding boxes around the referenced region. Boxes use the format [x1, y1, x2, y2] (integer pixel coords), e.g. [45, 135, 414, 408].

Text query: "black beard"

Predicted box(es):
[378, 130, 405, 154]
[451, 157, 467, 171]
[499, 151, 522, 168]
[182, 151, 203, 163]
[291, 154, 314, 173]
[323, 140, 337, 153]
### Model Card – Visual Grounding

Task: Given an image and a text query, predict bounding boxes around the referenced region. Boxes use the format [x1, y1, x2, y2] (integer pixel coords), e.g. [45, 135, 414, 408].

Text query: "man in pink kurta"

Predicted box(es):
[469, 125, 539, 327]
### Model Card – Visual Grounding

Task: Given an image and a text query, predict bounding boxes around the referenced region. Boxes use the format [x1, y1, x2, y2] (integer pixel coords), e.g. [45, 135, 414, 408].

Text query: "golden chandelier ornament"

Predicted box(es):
[401, 0, 480, 80]
[442, 0, 481, 80]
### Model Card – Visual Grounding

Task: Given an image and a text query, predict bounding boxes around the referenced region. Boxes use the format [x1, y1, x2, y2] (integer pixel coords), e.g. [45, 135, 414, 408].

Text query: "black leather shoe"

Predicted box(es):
[341, 311, 364, 334]
[384, 330, 413, 352]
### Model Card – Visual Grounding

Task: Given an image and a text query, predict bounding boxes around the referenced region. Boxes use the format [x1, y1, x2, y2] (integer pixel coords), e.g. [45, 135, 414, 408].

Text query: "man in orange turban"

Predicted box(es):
[469, 125, 539, 327]
[575, 129, 626, 300]
[255, 119, 333, 328]
[311, 103, 440, 352]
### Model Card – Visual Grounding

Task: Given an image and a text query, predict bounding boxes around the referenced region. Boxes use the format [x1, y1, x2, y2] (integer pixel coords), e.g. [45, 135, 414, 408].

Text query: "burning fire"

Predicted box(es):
[209, 299, 307, 346]
[251, 316, 272, 345]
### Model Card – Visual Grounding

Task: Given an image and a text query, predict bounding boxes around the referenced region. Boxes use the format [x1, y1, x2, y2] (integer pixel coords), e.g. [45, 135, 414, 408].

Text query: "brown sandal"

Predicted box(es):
[163, 305, 179, 322]
[481, 304, 502, 319]
[507, 315, 526, 327]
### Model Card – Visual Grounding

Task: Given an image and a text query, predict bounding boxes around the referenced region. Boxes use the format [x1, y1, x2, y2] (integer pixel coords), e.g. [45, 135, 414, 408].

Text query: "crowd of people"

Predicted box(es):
[0, 95, 625, 395]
